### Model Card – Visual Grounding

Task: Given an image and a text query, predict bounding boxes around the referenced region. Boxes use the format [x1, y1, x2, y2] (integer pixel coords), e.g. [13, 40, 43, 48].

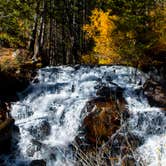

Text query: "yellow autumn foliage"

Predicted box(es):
[81, 54, 98, 64]
[83, 9, 120, 64]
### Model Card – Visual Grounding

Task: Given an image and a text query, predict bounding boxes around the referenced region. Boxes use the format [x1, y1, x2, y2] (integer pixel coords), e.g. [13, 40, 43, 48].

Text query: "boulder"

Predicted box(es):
[82, 96, 127, 145]
[143, 79, 166, 107]
[75, 84, 128, 147]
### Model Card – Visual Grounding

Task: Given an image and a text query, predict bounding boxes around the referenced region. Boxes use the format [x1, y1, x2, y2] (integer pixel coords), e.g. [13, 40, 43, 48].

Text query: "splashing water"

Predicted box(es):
[1, 65, 165, 166]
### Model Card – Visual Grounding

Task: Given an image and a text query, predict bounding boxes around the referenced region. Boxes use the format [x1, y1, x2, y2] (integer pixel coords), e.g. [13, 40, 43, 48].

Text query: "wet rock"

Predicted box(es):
[29, 159, 46, 166]
[26, 140, 42, 157]
[13, 124, 20, 133]
[110, 133, 144, 157]
[0, 71, 30, 101]
[122, 156, 136, 166]
[0, 118, 14, 154]
[29, 120, 51, 140]
[82, 96, 127, 145]
[0, 158, 4, 165]
[96, 86, 111, 98]
[143, 79, 166, 107]
[105, 75, 112, 82]
[142, 65, 166, 84]
[96, 84, 124, 99]
[32, 78, 39, 84]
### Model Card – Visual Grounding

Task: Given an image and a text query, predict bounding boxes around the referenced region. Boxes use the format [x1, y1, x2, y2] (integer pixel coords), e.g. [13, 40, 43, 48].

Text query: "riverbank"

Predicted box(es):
[0, 48, 39, 154]
[0, 47, 42, 102]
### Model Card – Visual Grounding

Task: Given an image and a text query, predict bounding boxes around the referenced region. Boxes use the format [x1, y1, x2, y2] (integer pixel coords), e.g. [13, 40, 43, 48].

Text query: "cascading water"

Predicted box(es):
[1, 65, 166, 166]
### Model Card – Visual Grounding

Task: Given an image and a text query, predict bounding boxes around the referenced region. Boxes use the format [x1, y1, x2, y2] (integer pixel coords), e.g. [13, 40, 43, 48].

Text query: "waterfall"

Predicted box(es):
[1, 65, 165, 166]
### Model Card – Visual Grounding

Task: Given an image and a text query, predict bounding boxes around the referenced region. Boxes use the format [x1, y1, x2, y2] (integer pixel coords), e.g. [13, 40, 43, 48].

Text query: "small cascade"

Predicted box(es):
[1, 65, 165, 166]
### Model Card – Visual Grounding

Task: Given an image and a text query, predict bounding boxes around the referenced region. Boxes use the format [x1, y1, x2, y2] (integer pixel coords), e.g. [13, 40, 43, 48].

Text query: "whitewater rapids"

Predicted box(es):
[1, 65, 165, 166]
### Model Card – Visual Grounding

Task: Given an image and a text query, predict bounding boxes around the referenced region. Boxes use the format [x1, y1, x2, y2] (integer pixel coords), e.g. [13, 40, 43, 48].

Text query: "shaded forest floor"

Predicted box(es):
[0, 47, 38, 102]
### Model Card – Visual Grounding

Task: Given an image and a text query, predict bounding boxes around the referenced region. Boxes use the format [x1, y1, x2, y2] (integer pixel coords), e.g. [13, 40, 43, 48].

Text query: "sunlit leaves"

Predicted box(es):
[83, 9, 120, 64]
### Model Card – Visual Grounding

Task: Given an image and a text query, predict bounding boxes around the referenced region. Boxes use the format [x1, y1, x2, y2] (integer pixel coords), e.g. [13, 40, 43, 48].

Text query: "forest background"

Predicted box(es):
[0, 0, 166, 70]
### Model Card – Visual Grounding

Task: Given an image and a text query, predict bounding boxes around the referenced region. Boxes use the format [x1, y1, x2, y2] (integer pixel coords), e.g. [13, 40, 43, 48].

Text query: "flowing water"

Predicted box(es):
[1, 65, 166, 166]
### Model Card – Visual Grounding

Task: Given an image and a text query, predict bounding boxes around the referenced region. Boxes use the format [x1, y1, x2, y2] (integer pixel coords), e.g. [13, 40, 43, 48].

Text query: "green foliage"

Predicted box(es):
[0, 0, 35, 48]
[108, 0, 166, 65]
[0, 33, 15, 47]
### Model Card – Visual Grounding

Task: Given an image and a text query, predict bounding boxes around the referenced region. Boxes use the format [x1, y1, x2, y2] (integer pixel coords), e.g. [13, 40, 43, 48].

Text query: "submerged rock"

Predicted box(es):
[110, 133, 144, 157]
[29, 120, 51, 140]
[29, 159, 46, 166]
[26, 139, 42, 157]
[96, 83, 124, 99]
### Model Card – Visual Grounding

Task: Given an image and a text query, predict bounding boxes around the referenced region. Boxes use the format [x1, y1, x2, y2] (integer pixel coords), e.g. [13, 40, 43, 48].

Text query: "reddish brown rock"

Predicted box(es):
[143, 79, 166, 107]
[83, 96, 128, 145]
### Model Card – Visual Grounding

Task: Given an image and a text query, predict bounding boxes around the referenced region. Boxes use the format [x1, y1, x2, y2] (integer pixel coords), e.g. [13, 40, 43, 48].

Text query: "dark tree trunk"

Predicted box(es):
[29, 0, 40, 59]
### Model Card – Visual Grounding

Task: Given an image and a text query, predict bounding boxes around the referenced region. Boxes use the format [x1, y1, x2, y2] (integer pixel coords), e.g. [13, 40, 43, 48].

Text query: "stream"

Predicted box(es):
[1, 65, 166, 166]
